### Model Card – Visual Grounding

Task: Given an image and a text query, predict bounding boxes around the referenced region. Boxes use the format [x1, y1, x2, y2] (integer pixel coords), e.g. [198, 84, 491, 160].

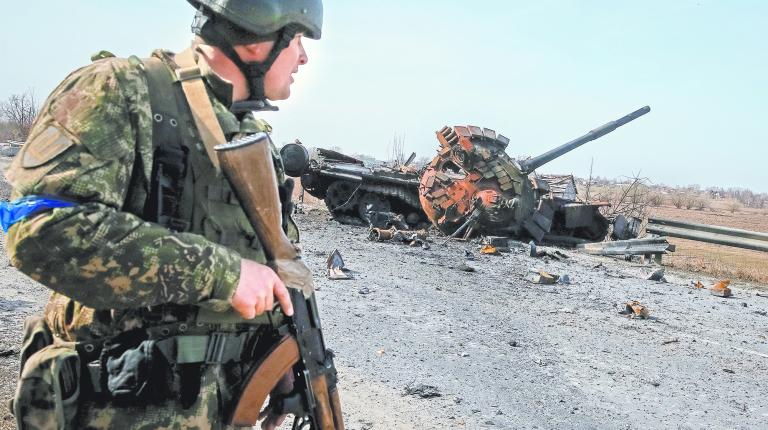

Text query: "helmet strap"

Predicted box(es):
[200, 21, 297, 113]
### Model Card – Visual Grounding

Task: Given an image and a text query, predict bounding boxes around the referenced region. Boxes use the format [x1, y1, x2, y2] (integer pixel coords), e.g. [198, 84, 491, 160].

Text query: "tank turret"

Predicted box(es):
[418, 107, 650, 241]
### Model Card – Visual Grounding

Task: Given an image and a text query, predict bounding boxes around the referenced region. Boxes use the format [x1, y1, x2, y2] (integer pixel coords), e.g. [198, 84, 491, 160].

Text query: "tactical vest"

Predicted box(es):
[135, 54, 298, 256]
[132, 53, 300, 323]
[44, 52, 299, 342]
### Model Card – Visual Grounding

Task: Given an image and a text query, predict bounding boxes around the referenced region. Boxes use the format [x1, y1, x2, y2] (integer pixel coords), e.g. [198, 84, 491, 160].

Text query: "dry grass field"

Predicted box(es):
[647, 203, 768, 284]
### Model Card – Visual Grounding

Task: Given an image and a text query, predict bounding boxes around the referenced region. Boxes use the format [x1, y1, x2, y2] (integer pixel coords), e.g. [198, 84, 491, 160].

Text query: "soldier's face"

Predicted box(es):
[264, 34, 308, 101]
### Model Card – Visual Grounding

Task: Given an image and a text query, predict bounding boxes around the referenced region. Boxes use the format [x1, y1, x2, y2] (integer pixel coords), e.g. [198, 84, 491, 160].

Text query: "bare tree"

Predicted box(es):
[0, 89, 39, 141]
[596, 172, 651, 221]
[584, 157, 594, 202]
[389, 132, 406, 165]
[670, 193, 685, 209]
[647, 192, 664, 207]
[0, 120, 13, 142]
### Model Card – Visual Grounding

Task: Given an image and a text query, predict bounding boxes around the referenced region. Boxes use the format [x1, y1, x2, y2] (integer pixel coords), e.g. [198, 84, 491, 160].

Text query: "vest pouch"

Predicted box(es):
[102, 338, 170, 404]
[13, 342, 80, 430]
[18, 315, 54, 376]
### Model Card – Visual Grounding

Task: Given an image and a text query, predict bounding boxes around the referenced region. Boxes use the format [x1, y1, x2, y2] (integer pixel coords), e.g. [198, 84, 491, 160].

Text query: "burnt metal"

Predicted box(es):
[287, 146, 428, 229]
[279, 142, 310, 177]
[518, 106, 650, 173]
[578, 237, 674, 256]
[419, 107, 650, 242]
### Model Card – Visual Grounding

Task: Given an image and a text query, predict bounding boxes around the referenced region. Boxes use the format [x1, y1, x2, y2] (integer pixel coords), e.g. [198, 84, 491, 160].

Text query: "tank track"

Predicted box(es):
[358, 183, 421, 209]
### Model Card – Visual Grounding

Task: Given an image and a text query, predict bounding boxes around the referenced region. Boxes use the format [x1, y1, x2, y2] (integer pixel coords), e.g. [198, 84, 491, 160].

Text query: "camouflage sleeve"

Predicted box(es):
[4, 58, 241, 311]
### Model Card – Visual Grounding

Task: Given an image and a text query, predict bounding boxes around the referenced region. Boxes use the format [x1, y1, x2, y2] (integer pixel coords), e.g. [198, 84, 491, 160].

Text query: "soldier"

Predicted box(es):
[4, 0, 322, 429]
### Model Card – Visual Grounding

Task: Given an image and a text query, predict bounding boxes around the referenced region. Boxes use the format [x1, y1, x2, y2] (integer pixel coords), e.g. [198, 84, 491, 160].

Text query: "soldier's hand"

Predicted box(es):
[232, 259, 294, 318]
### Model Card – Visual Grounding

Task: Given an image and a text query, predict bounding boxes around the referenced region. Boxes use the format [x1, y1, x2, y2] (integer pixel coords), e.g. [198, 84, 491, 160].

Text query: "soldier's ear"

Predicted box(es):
[235, 41, 275, 62]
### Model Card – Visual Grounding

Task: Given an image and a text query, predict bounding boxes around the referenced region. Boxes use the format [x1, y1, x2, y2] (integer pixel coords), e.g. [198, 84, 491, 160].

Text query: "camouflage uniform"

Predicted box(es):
[6, 47, 297, 429]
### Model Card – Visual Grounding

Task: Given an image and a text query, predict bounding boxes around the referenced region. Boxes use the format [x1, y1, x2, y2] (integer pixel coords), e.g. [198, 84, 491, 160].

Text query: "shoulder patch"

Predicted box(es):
[20, 125, 74, 168]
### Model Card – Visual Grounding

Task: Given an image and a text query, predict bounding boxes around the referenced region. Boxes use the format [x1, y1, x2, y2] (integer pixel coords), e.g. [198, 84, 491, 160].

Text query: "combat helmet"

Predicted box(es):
[187, 0, 323, 112]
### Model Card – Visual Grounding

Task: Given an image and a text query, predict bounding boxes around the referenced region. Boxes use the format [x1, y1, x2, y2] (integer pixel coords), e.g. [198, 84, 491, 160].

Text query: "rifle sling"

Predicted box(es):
[174, 49, 225, 171]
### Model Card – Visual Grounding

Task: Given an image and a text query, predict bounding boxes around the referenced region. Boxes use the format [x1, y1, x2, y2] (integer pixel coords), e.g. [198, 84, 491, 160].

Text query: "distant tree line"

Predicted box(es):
[577, 176, 767, 213]
[0, 89, 39, 142]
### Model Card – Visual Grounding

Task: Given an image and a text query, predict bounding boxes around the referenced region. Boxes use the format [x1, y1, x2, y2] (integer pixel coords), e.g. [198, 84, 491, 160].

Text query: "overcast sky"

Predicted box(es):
[1, 1, 766, 192]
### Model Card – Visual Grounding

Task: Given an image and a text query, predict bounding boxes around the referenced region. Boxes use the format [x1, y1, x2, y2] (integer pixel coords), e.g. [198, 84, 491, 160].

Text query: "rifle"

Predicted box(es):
[215, 133, 345, 429]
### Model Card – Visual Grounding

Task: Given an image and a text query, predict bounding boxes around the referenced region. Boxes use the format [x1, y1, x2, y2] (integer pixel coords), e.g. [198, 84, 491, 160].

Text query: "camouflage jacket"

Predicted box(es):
[5, 48, 287, 341]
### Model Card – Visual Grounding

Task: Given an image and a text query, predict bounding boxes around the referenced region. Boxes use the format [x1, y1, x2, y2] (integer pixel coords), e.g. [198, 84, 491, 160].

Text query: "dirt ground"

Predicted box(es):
[2, 157, 768, 429]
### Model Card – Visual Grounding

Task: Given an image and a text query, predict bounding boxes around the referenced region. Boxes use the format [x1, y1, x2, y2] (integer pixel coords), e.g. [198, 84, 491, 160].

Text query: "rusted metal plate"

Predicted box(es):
[532, 210, 553, 232]
[454, 126, 471, 137]
[468, 125, 484, 139]
[499, 181, 515, 191]
[496, 134, 510, 147]
[523, 219, 547, 242]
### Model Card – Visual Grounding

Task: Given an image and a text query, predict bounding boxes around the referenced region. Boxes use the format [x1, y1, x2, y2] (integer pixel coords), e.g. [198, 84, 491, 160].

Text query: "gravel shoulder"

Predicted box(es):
[1, 163, 767, 429]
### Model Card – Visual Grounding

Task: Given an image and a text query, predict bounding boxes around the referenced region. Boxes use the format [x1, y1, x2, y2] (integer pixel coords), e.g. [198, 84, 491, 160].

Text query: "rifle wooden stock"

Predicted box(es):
[215, 134, 313, 296]
[216, 134, 344, 430]
[231, 336, 300, 426]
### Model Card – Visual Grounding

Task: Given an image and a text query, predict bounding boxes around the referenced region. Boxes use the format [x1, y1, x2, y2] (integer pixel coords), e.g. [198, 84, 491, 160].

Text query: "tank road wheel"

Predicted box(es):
[324, 181, 359, 213]
[357, 192, 392, 221]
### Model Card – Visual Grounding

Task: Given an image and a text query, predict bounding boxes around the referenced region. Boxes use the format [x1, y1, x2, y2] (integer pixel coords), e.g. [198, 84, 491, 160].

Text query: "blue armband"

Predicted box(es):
[0, 195, 77, 232]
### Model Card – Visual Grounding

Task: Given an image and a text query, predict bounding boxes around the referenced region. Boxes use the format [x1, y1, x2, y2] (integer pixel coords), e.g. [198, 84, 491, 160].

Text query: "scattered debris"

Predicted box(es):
[326, 249, 351, 280]
[647, 268, 667, 282]
[403, 383, 442, 399]
[578, 237, 674, 262]
[368, 227, 429, 249]
[662, 338, 680, 345]
[0, 349, 18, 358]
[358, 287, 371, 295]
[531, 269, 559, 285]
[558, 274, 571, 285]
[486, 236, 511, 249]
[365, 210, 411, 230]
[692, 280, 704, 289]
[529, 241, 569, 260]
[723, 368, 735, 374]
[376, 349, 386, 357]
[457, 262, 476, 273]
[464, 250, 475, 260]
[612, 214, 642, 240]
[529, 241, 539, 258]
[711, 279, 732, 298]
[480, 244, 500, 255]
[619, 301, 650, 319]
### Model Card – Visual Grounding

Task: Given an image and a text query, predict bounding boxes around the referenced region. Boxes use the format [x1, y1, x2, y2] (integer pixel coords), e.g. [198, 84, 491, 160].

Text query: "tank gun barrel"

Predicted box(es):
[518, 106, 650, 174]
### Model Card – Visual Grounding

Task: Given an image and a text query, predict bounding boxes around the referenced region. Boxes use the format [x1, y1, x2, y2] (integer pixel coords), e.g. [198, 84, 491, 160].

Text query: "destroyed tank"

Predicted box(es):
[419, 106, 650, 242]
[280, 144, 426, 227]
